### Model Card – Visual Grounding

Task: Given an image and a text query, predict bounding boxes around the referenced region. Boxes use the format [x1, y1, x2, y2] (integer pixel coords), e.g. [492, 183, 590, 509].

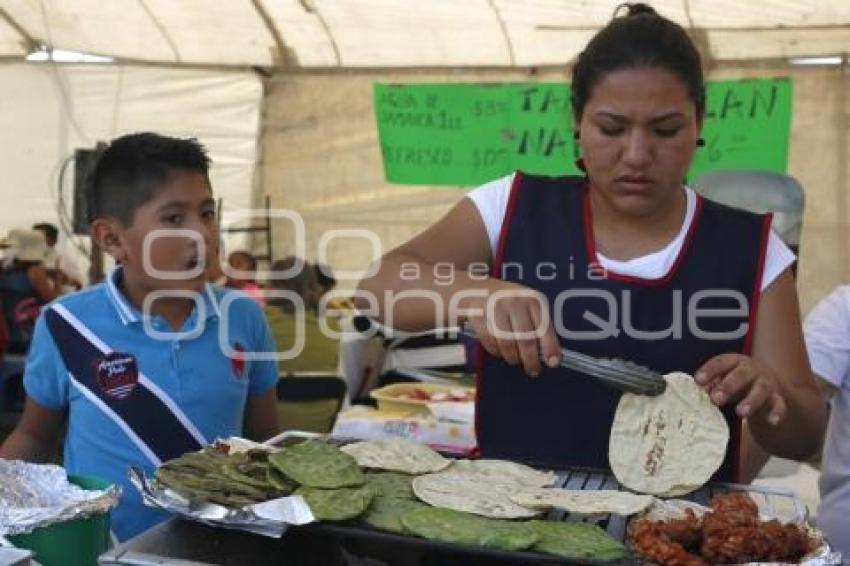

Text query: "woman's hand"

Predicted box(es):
[463, 280, 561, 377]
[695, 353, 786, 425]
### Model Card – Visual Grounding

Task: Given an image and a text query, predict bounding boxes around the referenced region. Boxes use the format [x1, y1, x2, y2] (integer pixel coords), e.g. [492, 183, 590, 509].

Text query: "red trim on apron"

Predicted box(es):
[473, 171, 523, 457]
[583, 189, 705, 285]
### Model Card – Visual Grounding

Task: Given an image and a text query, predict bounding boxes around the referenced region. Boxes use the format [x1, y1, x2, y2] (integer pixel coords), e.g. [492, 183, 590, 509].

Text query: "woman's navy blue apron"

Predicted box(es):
[475, 173, 773, 482]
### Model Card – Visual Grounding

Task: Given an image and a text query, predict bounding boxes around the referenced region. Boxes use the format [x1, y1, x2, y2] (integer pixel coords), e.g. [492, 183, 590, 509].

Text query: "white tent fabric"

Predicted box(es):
[0, 62, 263, 281]
[0, 1, 848, 68]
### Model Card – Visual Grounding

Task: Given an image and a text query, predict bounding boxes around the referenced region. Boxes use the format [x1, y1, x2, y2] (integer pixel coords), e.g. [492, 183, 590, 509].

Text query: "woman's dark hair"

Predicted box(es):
[571, 3, 705, 120]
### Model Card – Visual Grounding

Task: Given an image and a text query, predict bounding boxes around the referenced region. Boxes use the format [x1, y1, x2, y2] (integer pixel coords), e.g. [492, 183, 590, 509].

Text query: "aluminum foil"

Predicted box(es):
[129, 467, 315, 538]
[631, 498, 842, 566]
[0, 458, 120, 536]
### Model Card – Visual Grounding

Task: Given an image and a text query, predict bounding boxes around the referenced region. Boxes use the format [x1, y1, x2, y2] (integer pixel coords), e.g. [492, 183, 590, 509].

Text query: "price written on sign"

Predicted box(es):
[689, 78, 792, 181]
[374, 78, 791, 186]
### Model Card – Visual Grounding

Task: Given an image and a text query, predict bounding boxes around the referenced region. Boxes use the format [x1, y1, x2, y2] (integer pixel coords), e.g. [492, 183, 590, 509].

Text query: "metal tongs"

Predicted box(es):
[461, 325, 667, 397]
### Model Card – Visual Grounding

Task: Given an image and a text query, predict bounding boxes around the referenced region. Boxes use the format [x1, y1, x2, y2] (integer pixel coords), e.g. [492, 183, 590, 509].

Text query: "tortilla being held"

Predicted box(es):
[609, 372, 729, 496]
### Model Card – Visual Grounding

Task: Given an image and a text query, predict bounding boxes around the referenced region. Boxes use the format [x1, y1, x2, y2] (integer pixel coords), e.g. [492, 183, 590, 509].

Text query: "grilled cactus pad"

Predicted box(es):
[155, 448, 290, 507]
[269, 439, 364, 489]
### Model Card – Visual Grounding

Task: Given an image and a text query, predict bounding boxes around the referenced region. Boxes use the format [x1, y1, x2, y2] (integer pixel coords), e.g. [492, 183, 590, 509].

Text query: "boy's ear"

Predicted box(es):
[90, 219, 127, 263]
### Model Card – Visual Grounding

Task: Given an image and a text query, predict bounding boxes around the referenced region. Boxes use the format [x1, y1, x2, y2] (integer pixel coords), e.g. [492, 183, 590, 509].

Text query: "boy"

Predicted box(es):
[0, 133, 281, 540]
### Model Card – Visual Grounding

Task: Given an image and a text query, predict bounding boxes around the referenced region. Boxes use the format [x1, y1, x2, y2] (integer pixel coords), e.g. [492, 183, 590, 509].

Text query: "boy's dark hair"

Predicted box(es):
[90, 132, 211, 226]
[314, 263, 336, 290]
[32, 223, 58, 246]
[571, 3, 705, 121]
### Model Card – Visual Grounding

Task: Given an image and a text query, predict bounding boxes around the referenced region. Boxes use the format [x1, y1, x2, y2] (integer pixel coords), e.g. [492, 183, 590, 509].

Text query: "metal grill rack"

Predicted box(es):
[551, 468, 806, 545]
[102, 433, 810, 565]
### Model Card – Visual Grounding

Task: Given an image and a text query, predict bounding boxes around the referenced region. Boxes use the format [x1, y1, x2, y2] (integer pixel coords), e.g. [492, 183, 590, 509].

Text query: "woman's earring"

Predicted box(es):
[573, 131, 585, 171]
[696, 138, 706, 147]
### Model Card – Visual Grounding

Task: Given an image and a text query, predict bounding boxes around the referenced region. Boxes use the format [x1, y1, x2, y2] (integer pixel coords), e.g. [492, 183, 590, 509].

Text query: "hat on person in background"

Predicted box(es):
[8, 229, 49, 262]
[0, 228, 23, 249]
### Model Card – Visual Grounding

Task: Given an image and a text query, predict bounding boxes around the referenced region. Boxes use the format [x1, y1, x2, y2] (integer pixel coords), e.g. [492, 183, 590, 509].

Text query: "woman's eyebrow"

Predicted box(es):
[592, 111, 685, 123]
[594, 111, 627, 121]
[649, 111, 685, 123]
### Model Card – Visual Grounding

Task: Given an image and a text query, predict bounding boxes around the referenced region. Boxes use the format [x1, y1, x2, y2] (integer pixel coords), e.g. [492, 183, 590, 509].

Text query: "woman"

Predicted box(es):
[358, 4, 826, 481]
[0, 229, 58, 353]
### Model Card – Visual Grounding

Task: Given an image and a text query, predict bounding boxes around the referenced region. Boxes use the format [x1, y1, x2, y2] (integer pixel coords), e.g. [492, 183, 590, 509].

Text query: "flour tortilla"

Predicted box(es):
[446, 459, 557, 488]
[341, 438, 451, 474]
[509, 488, 653, 516]
[411, 472, 542, 519]
[609, 372, 729, 496]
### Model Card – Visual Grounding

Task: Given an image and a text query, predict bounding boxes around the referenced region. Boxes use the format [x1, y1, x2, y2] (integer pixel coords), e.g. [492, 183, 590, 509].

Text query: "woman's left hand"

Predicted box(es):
[695, 353, 786, 425]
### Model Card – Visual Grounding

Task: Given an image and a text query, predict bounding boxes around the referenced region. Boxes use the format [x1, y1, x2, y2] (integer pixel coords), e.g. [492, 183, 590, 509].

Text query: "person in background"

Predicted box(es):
[265, 256, 338, 374]
[314, 263, 355, 312]
[0, 231, 13, 268]
[225, 250, 265, 305]
[0, 132, 280, 540]
[205, 239, 227, 286]
[357, 3, 825, 481]
[0, 236, 10, 357]
[314, 263, 336, 297]
[32, 222, 83, 292]
[802, 286, 850, 558]
[0, 229, 58, 354]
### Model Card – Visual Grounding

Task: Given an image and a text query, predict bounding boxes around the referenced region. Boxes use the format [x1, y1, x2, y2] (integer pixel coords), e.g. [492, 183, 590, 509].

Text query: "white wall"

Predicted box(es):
[0, 62, 264, 282]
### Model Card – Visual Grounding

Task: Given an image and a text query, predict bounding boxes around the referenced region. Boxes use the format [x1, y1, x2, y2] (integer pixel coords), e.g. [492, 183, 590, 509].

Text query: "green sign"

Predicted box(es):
[374, 78, 791, 186]
[690, 78, 792, 180]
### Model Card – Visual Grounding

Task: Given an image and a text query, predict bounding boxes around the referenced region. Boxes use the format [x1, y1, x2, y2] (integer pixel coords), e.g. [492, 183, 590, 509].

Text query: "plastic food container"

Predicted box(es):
[370, 383, 476, 415]
[8, 475, 112, 566]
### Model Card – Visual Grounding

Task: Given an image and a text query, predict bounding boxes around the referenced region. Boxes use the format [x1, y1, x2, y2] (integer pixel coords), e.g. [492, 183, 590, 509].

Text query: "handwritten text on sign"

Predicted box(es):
[374, 78, 791, 186]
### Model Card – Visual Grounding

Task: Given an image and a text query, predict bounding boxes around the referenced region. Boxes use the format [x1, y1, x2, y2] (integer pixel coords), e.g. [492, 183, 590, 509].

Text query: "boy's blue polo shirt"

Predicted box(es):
[23, 268, 278, 541]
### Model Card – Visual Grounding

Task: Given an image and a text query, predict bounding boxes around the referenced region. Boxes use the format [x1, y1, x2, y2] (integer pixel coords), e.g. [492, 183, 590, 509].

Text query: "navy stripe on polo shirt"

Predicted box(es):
[23, 267, 278, 540]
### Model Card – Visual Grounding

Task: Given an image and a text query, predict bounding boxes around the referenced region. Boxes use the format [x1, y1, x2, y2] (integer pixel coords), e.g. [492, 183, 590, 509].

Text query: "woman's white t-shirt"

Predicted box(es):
[466, 173, 795, 292]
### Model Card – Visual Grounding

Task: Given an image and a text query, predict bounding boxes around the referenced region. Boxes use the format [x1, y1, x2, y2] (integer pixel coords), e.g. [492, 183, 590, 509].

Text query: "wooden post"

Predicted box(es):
[89, 240, 104, 284]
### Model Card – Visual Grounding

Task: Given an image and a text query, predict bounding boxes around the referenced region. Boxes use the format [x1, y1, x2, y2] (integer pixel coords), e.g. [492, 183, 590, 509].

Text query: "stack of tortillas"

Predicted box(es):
[447, 459, 557, 487]
[341, 438, 451, 474]
[609, 372, 729, 497]
[412, 460, 556, 519]
[509, 489, 653, 516]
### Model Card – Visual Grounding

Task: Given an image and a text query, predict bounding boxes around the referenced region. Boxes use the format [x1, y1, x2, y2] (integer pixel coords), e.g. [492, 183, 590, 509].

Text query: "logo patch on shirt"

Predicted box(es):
[94, 352, 139, 400]
[231, 342, 246, 379]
